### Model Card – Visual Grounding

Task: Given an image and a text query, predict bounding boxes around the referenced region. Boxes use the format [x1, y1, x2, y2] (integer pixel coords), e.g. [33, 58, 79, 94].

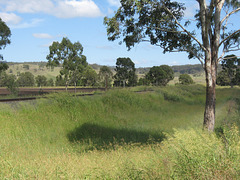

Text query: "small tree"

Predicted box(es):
[146, 65, 174, 86]
[23, 64, 30, 70]
[114, 57, 137, 87]
[46, 79, 54, 87]
[99, 66, 113, 89]
[80, 66, 98, 86]
[35, 75, 47, 87]
[6, 74, 18, 95]
[138, 77, 150, 86]
[17, 72, 35, 87]
[179, 74, 194, 85]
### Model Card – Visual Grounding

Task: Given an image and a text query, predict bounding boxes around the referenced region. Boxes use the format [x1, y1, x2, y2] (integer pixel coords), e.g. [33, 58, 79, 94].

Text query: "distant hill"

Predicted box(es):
[6, 61, 217, 79]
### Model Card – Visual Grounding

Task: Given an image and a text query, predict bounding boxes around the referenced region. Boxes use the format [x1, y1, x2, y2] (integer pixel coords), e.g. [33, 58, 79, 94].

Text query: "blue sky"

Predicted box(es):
[0, 0, 239, 67]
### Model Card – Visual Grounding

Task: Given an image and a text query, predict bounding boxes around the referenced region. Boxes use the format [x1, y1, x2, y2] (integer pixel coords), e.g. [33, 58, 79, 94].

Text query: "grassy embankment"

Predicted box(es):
[0, 85, 239, 179]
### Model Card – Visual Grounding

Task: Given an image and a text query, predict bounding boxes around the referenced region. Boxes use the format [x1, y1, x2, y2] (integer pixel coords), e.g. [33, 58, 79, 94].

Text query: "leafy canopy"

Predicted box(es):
[114, 57, 137, 87]
[146, 65, 174, 86]
[179, 74, 194, 85]
[46, 37, 88, 87]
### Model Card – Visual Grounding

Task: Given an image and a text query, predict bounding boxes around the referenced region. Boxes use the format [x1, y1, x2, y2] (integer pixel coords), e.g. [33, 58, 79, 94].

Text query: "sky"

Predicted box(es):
[0, 0, 239, 68]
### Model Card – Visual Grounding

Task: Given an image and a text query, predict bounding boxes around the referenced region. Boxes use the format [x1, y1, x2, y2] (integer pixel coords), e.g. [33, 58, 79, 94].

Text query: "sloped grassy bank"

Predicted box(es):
[0, 85, 239, 179]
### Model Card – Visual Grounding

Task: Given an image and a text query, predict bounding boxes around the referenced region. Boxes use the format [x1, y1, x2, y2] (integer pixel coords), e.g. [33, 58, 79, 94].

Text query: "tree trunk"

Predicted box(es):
[74, 82, 77, 95]
[203, 57, 217, 132]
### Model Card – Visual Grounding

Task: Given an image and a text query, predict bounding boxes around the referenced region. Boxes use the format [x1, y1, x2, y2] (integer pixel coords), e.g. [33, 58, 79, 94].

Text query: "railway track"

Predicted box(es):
[0, 87, 105, 103]
[0, 88, 154, 103]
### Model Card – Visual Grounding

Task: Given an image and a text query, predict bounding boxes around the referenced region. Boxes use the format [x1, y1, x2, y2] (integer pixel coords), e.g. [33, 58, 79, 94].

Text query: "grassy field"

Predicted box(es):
[0, 85, 239, 179]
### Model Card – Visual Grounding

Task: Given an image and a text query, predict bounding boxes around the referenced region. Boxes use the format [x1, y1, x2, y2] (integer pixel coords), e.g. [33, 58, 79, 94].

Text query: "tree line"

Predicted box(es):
[1, 0, 240, 132]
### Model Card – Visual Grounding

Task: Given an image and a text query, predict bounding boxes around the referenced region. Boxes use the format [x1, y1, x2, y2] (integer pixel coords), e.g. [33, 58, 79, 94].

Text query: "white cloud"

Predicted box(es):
[33, 33, 53, 39]
[108, 0, 120, 7]
[55, 0, 103, 18]
[0, 0, 103, 18]
[0, 12, 22, 25]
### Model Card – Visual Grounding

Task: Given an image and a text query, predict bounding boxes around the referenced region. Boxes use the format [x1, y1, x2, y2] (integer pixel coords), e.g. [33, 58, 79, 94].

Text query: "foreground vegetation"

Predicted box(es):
[0, 85, 239, 179]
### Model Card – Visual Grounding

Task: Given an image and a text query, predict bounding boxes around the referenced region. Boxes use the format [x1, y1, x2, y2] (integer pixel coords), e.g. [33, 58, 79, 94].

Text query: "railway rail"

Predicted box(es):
[0, 87, 105, 103]
[0, 88, 154, 103]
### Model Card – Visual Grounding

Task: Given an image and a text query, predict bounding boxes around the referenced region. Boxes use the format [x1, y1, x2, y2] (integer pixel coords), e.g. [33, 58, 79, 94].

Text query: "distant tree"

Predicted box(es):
[0, 18, 11, 61]
[46, 37, 88, 90]
[219, 55, 240, 88]
[146, 65, 174, 86]
[6, 74, 18, 95]
[55, 75, 65, 86]
[179, 74, 194, 85]
[99, 66, 113, 89]
[114, 57, 137, 87]
[17, 72, 35, 87]
[80, 66, 98, 86]
[138, 77, 150, 86]
[46, 79, 54, 87]
[0, 62, 9, 74]
[35, 75, 47, 87]
[23, 64, 30, 70]
[216, 70, 231, 86]
[0, 72, 8, 87]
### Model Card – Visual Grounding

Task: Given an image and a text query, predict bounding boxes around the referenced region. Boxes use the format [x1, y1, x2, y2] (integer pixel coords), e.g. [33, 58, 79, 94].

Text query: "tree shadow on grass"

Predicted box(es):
[67, 123, 165, 151]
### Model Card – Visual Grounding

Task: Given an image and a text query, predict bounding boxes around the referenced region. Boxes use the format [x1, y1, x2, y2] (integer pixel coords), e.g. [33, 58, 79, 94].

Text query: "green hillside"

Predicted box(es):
[0, 85, 239, 178]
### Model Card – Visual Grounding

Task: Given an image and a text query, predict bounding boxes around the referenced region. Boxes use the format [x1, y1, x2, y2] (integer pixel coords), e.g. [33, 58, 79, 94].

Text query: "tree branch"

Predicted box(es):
[221, 7, 240, 25]
[219, 29, 240, 48]
[163, 4, 207, 53]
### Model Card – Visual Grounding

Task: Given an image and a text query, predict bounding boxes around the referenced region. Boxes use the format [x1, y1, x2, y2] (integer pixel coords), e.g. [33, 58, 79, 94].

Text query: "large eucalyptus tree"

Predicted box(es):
[104, 0, 240, 131]
[46, 37, 88, 90]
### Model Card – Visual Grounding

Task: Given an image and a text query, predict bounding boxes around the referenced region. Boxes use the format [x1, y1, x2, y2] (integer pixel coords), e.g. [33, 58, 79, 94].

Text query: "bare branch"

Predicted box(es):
[221, 7, 240, 25]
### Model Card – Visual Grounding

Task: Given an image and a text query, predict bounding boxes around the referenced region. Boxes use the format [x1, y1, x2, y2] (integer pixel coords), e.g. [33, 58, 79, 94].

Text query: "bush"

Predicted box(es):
[179, 74, 194, 85]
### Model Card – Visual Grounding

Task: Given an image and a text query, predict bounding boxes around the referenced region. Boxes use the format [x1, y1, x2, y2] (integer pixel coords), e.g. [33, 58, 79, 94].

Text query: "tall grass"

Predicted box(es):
[0, 85, 239, 178]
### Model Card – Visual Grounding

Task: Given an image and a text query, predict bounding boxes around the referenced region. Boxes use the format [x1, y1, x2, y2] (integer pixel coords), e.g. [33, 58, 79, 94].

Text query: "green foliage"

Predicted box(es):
[80, 66, 98, 86]
[146, 65, 174, 86]
[6, 74, 18, 95]
[17, 72, 35, 87]
[114, 57, 137, 87]
[0, 62, 9, 74]
[98, 65, 113, 88]
[104, 0, 193, 55]
[217, 55, 240, 87]
[46, 37, 88, 88]
[0, 18, 11, 59]
[22, 64, 29, 70]
[179, 74, 194, 85]
[55, 75, 65, 86]
[35, 75, 47, 87]
[46, 78, 54, 87]
[138, 77, 150, 86]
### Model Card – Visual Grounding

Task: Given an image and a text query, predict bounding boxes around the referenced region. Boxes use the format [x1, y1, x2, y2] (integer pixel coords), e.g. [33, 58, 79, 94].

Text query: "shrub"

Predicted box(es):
[179, 74, 194, 85]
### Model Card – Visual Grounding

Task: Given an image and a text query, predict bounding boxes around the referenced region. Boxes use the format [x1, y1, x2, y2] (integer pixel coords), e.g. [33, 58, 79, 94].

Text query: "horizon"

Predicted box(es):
[0, 0, 239, 68]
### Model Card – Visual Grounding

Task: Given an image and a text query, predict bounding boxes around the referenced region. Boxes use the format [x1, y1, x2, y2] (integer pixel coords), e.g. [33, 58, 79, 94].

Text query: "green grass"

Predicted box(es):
[0, 85, 239, 179]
